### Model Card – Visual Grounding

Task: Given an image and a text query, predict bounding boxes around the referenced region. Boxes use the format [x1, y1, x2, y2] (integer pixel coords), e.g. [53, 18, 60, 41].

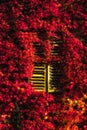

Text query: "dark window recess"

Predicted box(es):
[34, 42, 44, 57]
[37, 29, 48, 41]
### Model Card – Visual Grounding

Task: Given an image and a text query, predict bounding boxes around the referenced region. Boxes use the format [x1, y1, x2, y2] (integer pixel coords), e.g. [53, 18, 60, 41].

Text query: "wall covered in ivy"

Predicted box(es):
[0, 0, 87, 129]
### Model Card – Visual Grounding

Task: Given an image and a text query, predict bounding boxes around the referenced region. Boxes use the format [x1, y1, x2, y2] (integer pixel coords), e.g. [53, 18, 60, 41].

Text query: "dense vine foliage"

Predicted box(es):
[0, 0, 87, 129]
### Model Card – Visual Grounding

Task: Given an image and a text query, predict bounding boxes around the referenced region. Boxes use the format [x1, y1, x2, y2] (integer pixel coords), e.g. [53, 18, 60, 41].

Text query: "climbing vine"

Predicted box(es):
[0, 0, 87, 129]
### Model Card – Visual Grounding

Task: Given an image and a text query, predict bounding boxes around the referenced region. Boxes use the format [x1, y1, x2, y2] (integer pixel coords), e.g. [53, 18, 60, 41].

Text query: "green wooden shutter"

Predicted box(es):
[48, 40, 62, 92]
[30, 63, 46, 91]
[48, 63, 60, 92]
[30, 42, 46, 91]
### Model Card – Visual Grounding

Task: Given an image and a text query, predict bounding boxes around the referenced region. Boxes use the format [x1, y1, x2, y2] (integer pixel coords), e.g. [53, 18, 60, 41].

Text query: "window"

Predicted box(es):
[30, 38, 62, 93]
